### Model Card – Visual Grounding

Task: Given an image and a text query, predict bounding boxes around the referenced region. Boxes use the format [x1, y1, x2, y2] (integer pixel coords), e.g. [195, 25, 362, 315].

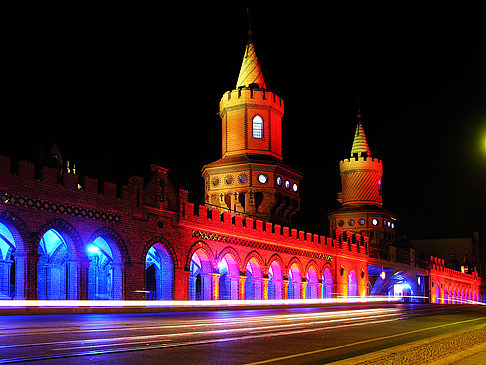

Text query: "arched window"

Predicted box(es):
[252, 115, 263, 139]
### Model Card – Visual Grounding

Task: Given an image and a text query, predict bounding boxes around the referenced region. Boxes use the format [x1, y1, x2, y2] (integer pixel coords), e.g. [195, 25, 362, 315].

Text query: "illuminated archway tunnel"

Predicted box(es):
[189, 247, 213, 301]
[245, 257, 263, 300]
[348, 270, 358, 297]
[145, 243, 174, 300]
[0, 221, 26, 300]
[87, 235, 124, 300]
[288, 263, 302, 299]
[37, 229, 72, 300]
[267, 259, 284, 300]
[218, 252, 240, 301]
[305, 265, 319, 299]
[369, 265, 423, 302]
[322, 267, 333, 299]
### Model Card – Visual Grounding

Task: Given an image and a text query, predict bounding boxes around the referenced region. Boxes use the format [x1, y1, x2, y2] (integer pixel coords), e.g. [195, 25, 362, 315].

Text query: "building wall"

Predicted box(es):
[0, 156, 369, 301]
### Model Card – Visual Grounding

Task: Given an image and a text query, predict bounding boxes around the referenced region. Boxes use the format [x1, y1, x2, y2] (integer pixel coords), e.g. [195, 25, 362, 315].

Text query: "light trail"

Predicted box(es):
[0, 307, 402, 338]
[0, 307, 407, 363]
[0, 296, 406, 308]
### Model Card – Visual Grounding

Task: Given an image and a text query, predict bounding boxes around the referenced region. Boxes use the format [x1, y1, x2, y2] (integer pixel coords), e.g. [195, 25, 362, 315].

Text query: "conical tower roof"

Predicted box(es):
[351, 119, 371, 157]
[236, 41, 266, 89]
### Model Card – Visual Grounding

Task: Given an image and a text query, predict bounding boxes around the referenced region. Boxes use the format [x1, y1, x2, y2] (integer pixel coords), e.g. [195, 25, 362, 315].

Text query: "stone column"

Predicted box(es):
[26, 252, 40, 300]
[283, 279, 289, 299]
[111, 263, 124, 300]
[262, 277, 269, 300]
[301, 281, 307, 299]
[239, 275, 246, 300]
[211, 273, 220, 300]
[124, 262, 145, 300]
[174, 268, 191, 301]
[0, 260, 12, 299]
[64, 259, 80, 300]
[14, 254, 27, 300]
[318, 282, 323, 299]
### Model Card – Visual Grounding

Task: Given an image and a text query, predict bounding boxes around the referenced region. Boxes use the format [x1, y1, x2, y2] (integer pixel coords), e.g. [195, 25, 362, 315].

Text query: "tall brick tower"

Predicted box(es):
[201, 35, 302, 226]
[328, 112, 396, 259]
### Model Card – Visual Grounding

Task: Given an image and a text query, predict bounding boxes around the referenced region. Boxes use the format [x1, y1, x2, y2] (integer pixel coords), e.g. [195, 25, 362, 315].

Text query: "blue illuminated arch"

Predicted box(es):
[348, 270, 358, 297]
[145, 243, 174, 300]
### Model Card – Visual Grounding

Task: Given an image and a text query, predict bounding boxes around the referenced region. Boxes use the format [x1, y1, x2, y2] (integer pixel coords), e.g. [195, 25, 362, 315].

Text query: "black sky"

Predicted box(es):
[1, 4, 485, 241]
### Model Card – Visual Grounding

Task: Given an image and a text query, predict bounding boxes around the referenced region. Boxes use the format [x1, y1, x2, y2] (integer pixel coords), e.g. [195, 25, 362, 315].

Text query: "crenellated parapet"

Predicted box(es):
[429, 256, 481, 283]
[220, 87, 284, 115]
[179, 192, 369, 261]
[0, 155, 178, 223]
[339, 156, 383, 207]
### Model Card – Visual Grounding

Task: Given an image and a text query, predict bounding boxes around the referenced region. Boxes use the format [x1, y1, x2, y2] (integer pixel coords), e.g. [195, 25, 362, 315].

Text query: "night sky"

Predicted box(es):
[1, 4, 485, 242]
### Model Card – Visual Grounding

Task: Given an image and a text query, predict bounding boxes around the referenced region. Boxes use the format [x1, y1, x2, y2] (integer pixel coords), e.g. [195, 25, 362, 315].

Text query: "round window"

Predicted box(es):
[292, 183, 298, 192]
[225, 175, 234, 186]
[338, 220, 344, 227]
[239, 174, 248, 184]
[372, 218, 379, 226]
[258, 174, 268, 184]
[276, 176, 282, 186]
[348, 219, 355, 226]
[358, 218, 365, 226]
[285, 180, 290, 189]
[212, 177, 220, 187]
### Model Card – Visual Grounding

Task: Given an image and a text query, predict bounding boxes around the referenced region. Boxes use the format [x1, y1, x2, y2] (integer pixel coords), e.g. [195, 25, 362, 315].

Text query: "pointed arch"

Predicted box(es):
[185, 241, 216, 272]
[305, 260, 320, 277]
[217, 246, 243, 275]
[0, 209, 30, 254]
[243, 251, 265, 274]
[143, 236, 176, 301]
[86, 227, 127, 300]
[286, 257, 304, 281]
[36, 220, 83, 300]
[267, 254, 285, 275]
[87, 227, 128, 264]
[141, 235, 178, 269]
[35, 219, 83, 259]
[0, 210, 29, 299]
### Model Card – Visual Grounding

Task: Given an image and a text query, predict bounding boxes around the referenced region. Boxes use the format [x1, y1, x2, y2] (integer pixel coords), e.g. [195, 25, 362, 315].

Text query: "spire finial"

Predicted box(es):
[351, 98, 371, 157]
[236, 7, 266, 89]
[356, 97, 363, 120]
[246, 7, 254, 42]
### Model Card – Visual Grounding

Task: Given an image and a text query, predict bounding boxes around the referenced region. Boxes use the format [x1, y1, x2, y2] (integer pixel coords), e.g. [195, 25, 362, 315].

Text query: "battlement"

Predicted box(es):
[429, 256, 480, 281]
[0, 155, 175, 215]
[220, 87, 284, 114]
[340, 156, 383, 172]
[180, 192, 369, 258]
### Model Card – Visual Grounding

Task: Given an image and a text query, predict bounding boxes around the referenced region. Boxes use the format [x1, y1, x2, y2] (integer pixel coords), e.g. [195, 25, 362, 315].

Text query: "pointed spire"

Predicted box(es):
[351, 100, 371, 157]
[236, 8, 266, 89]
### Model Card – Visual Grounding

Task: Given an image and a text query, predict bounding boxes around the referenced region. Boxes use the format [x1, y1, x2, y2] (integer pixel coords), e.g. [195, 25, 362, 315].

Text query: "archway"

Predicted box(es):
[218, 253, 240, 300]
[245, 258, 263, 300]
[189, 248, 213, 301]
[87, 236, 124, 300]
[348, 270, 357, 297]
[37, 229, 72, 299]
[322, 267, 333, 299]
[268, 260, 283, 300]
[305, 265, 318, 299]
[288, 263, 302, 299]
[145, 243, 174, 300]
[0, 221, 26, 299]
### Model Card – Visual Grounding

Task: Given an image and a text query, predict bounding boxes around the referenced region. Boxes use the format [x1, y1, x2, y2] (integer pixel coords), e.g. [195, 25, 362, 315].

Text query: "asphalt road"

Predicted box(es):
[0, 303, 485, 364]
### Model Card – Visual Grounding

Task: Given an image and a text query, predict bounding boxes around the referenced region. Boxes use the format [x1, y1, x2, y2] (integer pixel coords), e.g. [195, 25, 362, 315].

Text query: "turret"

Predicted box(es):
[328, 111, 396, 259]
[201, 32, 302, 226]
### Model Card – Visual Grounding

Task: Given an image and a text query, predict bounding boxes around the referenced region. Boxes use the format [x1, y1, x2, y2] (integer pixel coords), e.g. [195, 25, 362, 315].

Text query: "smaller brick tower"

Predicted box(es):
[202, 34, 302, 226]
[328, 112, 396, 259]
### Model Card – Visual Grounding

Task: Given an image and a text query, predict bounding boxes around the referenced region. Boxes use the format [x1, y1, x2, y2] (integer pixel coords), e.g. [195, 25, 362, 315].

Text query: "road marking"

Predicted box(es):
[243, 316, 486, 365]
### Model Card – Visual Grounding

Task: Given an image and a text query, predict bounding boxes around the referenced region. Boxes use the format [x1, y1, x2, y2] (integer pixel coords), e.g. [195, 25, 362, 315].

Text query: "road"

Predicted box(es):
[0, 303, 485, 364]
